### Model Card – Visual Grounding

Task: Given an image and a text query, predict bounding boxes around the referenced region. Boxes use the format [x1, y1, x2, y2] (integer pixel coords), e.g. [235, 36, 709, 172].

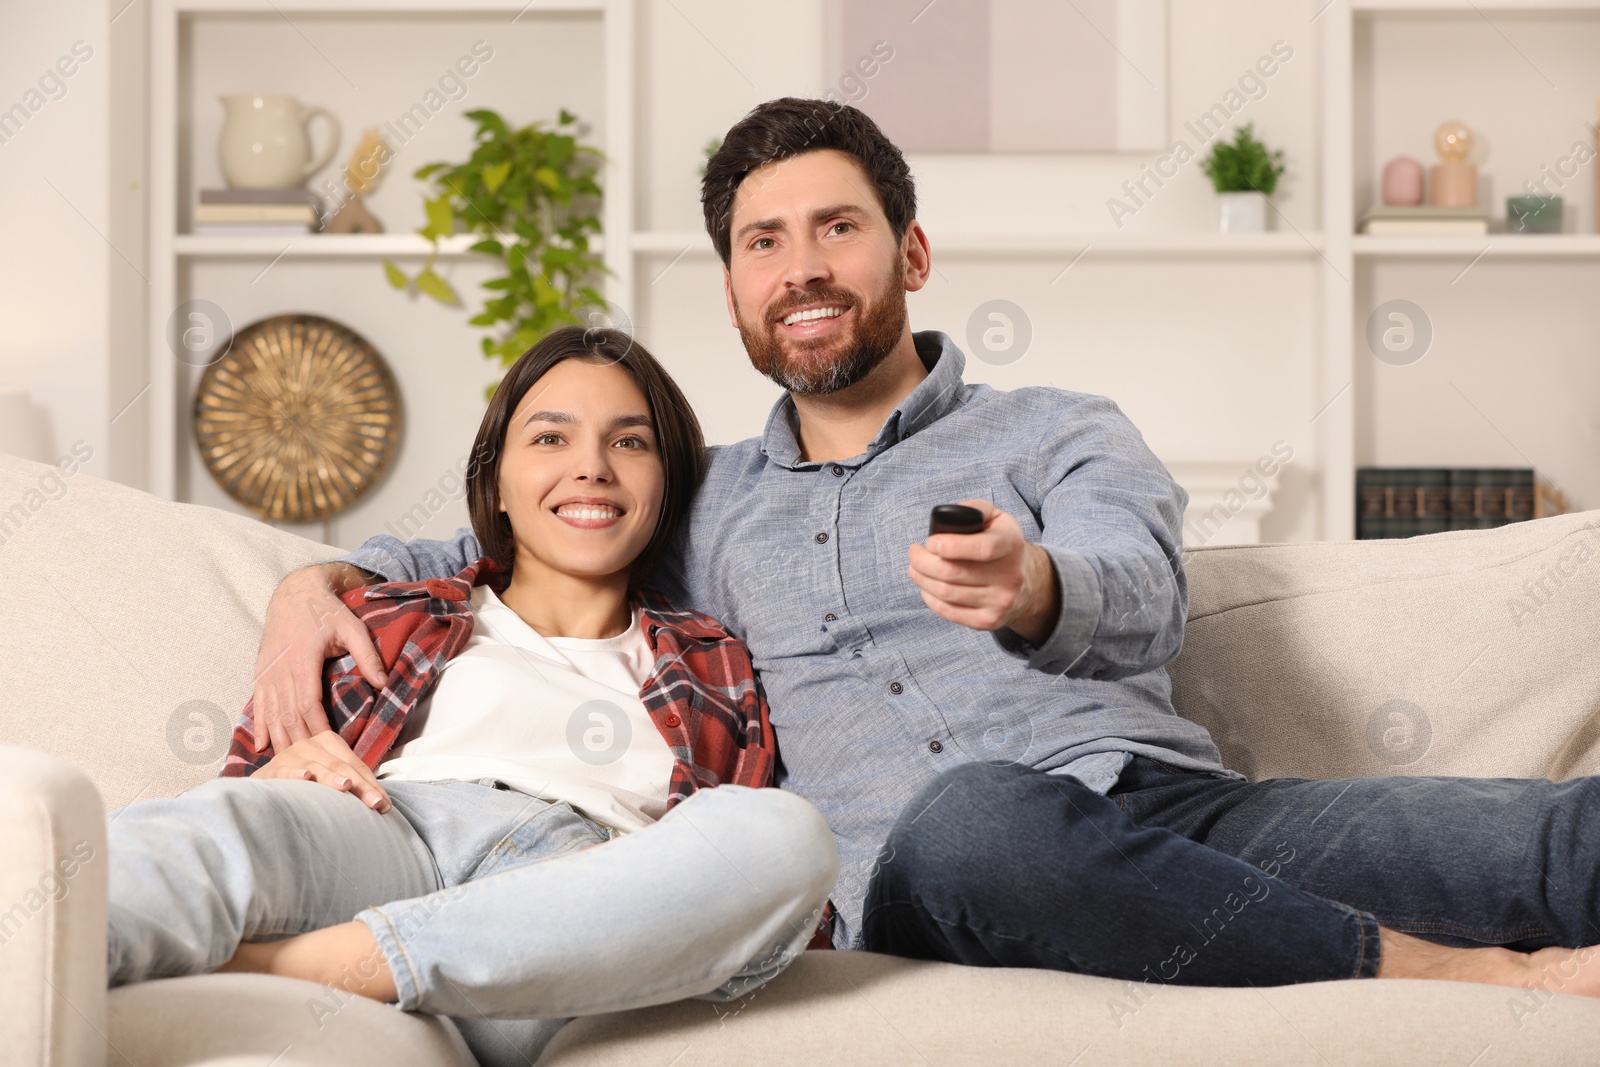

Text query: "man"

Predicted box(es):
[254, 99, 1600, 1006]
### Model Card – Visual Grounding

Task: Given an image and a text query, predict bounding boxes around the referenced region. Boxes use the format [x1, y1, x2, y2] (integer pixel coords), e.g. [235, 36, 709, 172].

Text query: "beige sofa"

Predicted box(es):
[4, 451, 1600, 1066]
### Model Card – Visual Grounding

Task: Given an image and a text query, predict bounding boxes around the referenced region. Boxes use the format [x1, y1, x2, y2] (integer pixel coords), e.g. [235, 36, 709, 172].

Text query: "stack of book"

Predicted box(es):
[1360, 205, 1489, 236]
[194, 189, 321, 235]
[1356, 468, 1567, 539]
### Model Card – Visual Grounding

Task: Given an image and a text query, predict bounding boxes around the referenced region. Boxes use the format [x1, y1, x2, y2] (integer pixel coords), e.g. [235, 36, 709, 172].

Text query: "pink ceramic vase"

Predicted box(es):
[1382, 157, 1425, 206]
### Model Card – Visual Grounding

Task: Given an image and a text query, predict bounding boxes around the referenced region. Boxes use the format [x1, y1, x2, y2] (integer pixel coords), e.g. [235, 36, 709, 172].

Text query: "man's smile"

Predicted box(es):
[777, 304, 852, 339]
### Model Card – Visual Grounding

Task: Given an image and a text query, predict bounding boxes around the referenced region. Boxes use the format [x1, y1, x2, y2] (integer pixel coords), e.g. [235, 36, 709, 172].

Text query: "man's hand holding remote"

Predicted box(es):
[906, 498, 1060, 646]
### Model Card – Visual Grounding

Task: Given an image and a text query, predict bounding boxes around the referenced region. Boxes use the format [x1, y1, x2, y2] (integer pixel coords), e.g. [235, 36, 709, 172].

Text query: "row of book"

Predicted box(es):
[193, 188, 319, 235]
[1356, 467, 1567, 539]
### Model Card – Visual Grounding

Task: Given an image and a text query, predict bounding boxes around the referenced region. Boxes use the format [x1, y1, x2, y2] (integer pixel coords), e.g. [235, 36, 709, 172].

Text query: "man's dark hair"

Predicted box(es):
[701, 97, 917, 267]
[466, 325, 707, 590]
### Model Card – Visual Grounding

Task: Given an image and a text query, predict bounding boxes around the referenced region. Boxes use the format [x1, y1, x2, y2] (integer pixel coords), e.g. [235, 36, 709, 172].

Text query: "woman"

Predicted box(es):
[106, 326, 838, 1067]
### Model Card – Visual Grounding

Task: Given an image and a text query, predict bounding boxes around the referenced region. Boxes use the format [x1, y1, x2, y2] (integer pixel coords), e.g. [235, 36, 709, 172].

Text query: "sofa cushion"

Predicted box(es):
[108, 973, 475, 1066]
[0, 454, 335, 809]
[1169, 510, 1600, 782]
[538, 950, 1600, 1065]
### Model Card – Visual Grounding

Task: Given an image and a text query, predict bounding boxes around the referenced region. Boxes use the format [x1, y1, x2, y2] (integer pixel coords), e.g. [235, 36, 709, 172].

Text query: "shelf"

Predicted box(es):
[147, 0, 635, 509]
[1353, 0, 1600, 11]
[175, 0, 604, 12]
[933, 232, 1327, 258]
[173, 233, 603, 257]
[1353, 234, 1600, 256]
[630, 230, 1327, 259]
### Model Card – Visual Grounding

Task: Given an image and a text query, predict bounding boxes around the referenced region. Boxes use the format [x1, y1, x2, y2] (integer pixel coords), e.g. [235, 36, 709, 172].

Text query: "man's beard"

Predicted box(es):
[735, 257, 907, 396]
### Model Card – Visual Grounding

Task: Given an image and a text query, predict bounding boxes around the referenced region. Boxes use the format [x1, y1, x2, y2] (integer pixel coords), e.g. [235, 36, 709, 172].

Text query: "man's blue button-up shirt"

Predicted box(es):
[341, 330, 1238, 949]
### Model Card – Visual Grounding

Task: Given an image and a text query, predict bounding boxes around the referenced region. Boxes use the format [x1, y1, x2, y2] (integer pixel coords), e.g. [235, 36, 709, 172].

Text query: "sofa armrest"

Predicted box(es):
[0, 746, 109, 1067]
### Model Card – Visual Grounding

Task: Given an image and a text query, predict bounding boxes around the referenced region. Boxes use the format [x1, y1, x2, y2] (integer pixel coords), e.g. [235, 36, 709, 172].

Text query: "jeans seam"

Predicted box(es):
[360, 905, 424, 1011]
[535, 932, 809, 1017]
[135, 928, 333, 981]
[470, 834, 597, 880]
[1350, 906, 1382, 979]
[1379, 919, 1553, 943]
[137, 927, 320, 981]
[247, 921, 336, 936]
[467, 802, 592, 880]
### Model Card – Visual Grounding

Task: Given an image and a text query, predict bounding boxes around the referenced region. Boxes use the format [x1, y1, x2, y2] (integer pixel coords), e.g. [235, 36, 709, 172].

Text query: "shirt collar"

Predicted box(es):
[759, 330, 968, 469]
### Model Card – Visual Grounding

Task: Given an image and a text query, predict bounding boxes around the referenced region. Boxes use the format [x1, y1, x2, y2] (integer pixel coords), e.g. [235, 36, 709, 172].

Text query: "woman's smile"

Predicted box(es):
[553, 501, 626, 530]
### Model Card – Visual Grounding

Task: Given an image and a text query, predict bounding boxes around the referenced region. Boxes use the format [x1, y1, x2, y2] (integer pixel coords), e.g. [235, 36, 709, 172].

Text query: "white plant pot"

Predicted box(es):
[1217, 190, 1269, 233]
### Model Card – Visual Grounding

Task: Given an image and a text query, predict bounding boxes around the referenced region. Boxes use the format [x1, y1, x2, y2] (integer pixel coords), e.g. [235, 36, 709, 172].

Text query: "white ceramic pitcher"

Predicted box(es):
[218, 94, 340, 189]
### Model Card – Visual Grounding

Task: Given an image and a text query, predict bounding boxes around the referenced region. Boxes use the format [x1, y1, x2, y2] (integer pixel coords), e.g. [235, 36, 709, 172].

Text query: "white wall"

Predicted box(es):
[633, 0, 1324, 544]
[12, 1, 1594, 551]
[0, 4, 113, 478]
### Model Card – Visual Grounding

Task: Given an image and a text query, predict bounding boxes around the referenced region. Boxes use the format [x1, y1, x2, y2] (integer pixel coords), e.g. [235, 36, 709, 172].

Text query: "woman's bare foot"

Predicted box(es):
[216, 921, 398, 1003]
[1377, 927, 1600, 998]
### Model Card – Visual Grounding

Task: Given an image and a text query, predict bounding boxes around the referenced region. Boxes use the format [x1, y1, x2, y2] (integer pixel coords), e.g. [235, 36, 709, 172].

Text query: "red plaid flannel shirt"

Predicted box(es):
[221, 557, 775, 804]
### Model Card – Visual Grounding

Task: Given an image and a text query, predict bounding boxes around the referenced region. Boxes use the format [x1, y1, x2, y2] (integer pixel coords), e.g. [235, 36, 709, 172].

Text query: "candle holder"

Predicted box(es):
[1429, 121, 1478, 208]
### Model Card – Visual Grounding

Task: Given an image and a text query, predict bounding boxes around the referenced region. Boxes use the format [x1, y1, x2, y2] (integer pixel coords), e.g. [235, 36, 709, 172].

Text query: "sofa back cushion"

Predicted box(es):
[1170, 508, 1600, 782]
[6, 453, 1600, 809]
[0, 455, 333, 809]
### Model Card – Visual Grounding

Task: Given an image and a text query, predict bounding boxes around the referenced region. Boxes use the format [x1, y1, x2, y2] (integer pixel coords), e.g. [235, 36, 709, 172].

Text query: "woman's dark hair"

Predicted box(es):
[466, 325, 707, 590]
[701, 97, 916, 267]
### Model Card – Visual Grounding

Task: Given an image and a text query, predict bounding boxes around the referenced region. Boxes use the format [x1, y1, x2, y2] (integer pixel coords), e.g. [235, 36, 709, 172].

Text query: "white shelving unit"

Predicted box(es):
[1354, 234, 1600, 256]
[171, 233, 598, 257]
[146, 0, 633, 503]
[1317, 0, 1600, 537]
[142, 0, 1598, 541]
[1320, 4, 1358, 541]
[1352, 0, 1600, 10]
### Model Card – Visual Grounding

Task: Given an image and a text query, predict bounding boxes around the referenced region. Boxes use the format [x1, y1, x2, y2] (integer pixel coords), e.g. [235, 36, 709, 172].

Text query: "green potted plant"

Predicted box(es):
[384, 108, 607, 382]
[1199, 122, 1286, 233]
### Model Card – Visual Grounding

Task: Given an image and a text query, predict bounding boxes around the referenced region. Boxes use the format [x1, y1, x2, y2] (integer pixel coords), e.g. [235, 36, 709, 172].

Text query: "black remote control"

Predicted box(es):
[928, 503, 985, 537]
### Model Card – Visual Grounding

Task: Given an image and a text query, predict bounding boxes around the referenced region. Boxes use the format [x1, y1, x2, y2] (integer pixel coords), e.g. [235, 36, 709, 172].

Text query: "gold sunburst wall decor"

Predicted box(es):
[193, 314, 402, 523]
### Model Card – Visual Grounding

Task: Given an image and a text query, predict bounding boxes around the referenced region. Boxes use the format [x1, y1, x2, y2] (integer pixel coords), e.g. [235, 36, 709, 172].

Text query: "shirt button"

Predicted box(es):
[815, 532, 829, 544]
[889, 681, 903, 695]
[831, 465, 844, 477]
[929, 740, 943, 753]
[424, 578, 465, 601]
[664, 713, 682, 728]
[824, 612, 837, 622]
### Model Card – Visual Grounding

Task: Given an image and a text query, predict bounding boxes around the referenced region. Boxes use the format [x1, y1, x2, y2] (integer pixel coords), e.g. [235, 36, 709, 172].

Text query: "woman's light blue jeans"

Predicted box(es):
[106, 776, 838, 1067]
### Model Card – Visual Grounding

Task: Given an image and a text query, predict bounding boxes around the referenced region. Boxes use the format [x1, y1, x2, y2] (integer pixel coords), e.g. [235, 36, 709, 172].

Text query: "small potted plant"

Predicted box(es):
[385, 108, 607, 387]
[1200, 123, 1286, 233]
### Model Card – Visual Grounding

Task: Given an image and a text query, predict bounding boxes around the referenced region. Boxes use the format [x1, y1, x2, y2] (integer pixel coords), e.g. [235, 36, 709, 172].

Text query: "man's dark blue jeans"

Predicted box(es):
[861, 757, 1600, 985]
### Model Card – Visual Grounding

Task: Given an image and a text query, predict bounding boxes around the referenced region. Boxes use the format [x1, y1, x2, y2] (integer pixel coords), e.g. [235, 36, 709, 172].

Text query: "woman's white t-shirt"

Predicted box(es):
[376, 584, 676, 833]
